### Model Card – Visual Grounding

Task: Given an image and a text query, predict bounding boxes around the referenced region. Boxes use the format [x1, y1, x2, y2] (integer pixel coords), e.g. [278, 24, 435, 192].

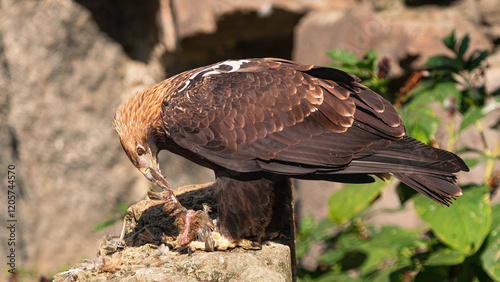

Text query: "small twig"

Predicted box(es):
[447, 114, 457, 152]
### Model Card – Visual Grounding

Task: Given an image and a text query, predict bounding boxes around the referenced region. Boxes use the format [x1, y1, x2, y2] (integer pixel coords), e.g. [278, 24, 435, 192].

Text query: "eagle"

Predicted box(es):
[113, 58, 468, 250]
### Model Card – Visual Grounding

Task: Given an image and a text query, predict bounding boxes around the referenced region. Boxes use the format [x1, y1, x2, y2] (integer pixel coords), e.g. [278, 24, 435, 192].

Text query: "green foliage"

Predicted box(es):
[426, 247, 466, 266]
[296, 216, 336, 260]
[481, 204, 500, 280]
[328, 179, 388, 224]
[326, 49, 390, 96]
[94, 203, 129, 231]
[414, 186, 491, 255]
[298, 31, 499, 281]
[422, 30, 492, 114]
[357, 226, 425, 275]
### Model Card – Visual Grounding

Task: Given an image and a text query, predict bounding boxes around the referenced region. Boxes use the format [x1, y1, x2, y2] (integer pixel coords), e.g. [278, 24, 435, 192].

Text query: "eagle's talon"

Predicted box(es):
[185, 231, 262, 251]
[204, 234, 215, 252]
[175, 207, 215, 249]
[249, 241, 262, 250]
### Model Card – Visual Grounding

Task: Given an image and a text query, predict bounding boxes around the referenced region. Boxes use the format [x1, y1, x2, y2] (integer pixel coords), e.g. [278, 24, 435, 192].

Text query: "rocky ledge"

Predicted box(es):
[53, 183, 293, 281]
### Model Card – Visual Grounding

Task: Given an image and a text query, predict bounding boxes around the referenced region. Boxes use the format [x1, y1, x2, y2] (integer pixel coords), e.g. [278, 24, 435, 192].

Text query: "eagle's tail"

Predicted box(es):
[392, 172, 462, 206]
[344, 136, 469, 205]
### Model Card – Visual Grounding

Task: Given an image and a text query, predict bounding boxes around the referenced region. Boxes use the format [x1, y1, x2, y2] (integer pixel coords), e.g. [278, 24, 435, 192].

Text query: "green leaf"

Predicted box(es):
[426, 247, 466, 266]
[459, 97, 500, 134]
[396, 182, 418, 204]
[338, 233, 366, 251]
[358, 226, 423, 274]
[362, 226, 423, 250]
[326, 49, 358, 65]
[313, 272, 356, 282]
[93, 219, 119, 231]
[414, 185, 491, 255]
[491, 87, 500, 97]
[443, 30, 456, 51]
[481, 204, 500, 280]
[399, 80, 434, 103]
[296, 216, 336, 259]
[336, 65, 369, 78]
[491, 203, 500, 228]
[364, 49, 378, 62]
[455, 145, 484, 155]
[463, 157, 489, 169]
[311, 218, 336, 242]
[356, 49, 377, 70]
[327, 179, 387, 224]
[93, 203, 129, 231]
[466, 50, 489, 71]
[117, 203, 130, 212]
[424, 55, 462, 70]
[400, 107, 440, 144]
[433, 82, 461, 106]
[458, 34, 469, 57]
[297, 215, 315, 237]
[363, 78, 391, 94]
[295, 238, 311, 260]
[370, 265, 416, 282]
[317, 249, 345, 265]
[296, 216, 315, 259]
[415, 266, 449, 281]
[428, 69, 455, 80]
[403, 81, 460, 109]
[459, 107, 484, 133]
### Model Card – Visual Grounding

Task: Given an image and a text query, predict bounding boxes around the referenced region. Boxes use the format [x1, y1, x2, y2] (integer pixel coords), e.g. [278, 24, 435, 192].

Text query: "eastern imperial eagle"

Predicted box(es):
[113, 58, 468, 250]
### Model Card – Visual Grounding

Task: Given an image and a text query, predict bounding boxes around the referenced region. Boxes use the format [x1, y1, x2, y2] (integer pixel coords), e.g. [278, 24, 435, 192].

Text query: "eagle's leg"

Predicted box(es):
[151, 190, 217, 250]
[147, 190, 215, 250]
[174, 206, 216, 251]
[145, 170, 216, 249]
[187, 231, 262, 251]
[148, 172, 292, 252]
[184, 202, 261, 252]
[214, 172, 292, 247]
[162, 194, 260, 252]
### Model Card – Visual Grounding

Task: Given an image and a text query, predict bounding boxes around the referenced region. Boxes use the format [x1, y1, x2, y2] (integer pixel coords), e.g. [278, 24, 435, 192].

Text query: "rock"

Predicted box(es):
[293, 4, 492, 75]
[485, 52, 500, 93]
[53, 242, 292, 282]
[0, 0, 168, 276]
[53, 183, 293, 282]
[479, 0, 500, 40]
[164, 0, 354, 43]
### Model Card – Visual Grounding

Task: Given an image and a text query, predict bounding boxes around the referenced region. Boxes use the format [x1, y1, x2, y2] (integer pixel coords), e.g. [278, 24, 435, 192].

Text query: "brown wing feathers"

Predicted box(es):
[160, 58, 468, 204]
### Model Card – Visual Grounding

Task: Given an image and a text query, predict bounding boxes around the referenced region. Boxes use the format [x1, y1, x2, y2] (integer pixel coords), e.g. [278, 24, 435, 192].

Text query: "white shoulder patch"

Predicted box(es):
[202, 60, 251, 77]
[178, 60, 251, 93]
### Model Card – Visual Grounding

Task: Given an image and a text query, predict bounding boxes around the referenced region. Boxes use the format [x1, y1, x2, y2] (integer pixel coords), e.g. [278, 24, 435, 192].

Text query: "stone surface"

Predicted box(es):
[0, 0, 154, 276]
[479, 0, 500, 40]
[168, 0, 355, 43]
[0, 0, 166, 278]
[53, 242, 292, 282]
[53, 184, 293, 282]
[293, 4, 492, 75]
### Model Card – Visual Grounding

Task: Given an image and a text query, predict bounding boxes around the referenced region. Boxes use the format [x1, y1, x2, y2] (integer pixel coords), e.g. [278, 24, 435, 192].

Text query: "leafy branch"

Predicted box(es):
[298, 31, 500, 281]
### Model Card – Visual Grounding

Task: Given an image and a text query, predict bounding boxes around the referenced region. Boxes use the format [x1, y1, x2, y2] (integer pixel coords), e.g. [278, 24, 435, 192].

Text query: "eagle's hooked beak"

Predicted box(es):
[138, 148, 170, 190]
[139, 166, 156, 182]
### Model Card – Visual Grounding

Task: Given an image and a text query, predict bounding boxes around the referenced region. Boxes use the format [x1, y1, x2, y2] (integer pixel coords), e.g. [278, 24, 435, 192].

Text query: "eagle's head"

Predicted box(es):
[113, 85, 169, 189]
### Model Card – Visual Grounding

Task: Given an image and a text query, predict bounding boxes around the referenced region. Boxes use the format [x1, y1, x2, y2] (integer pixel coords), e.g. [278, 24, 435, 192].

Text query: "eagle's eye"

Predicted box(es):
[136, 145, 146, 156]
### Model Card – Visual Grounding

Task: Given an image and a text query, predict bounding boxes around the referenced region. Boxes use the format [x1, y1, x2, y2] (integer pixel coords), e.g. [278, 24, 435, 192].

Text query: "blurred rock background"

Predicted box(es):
[0, 0, 498, 279]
